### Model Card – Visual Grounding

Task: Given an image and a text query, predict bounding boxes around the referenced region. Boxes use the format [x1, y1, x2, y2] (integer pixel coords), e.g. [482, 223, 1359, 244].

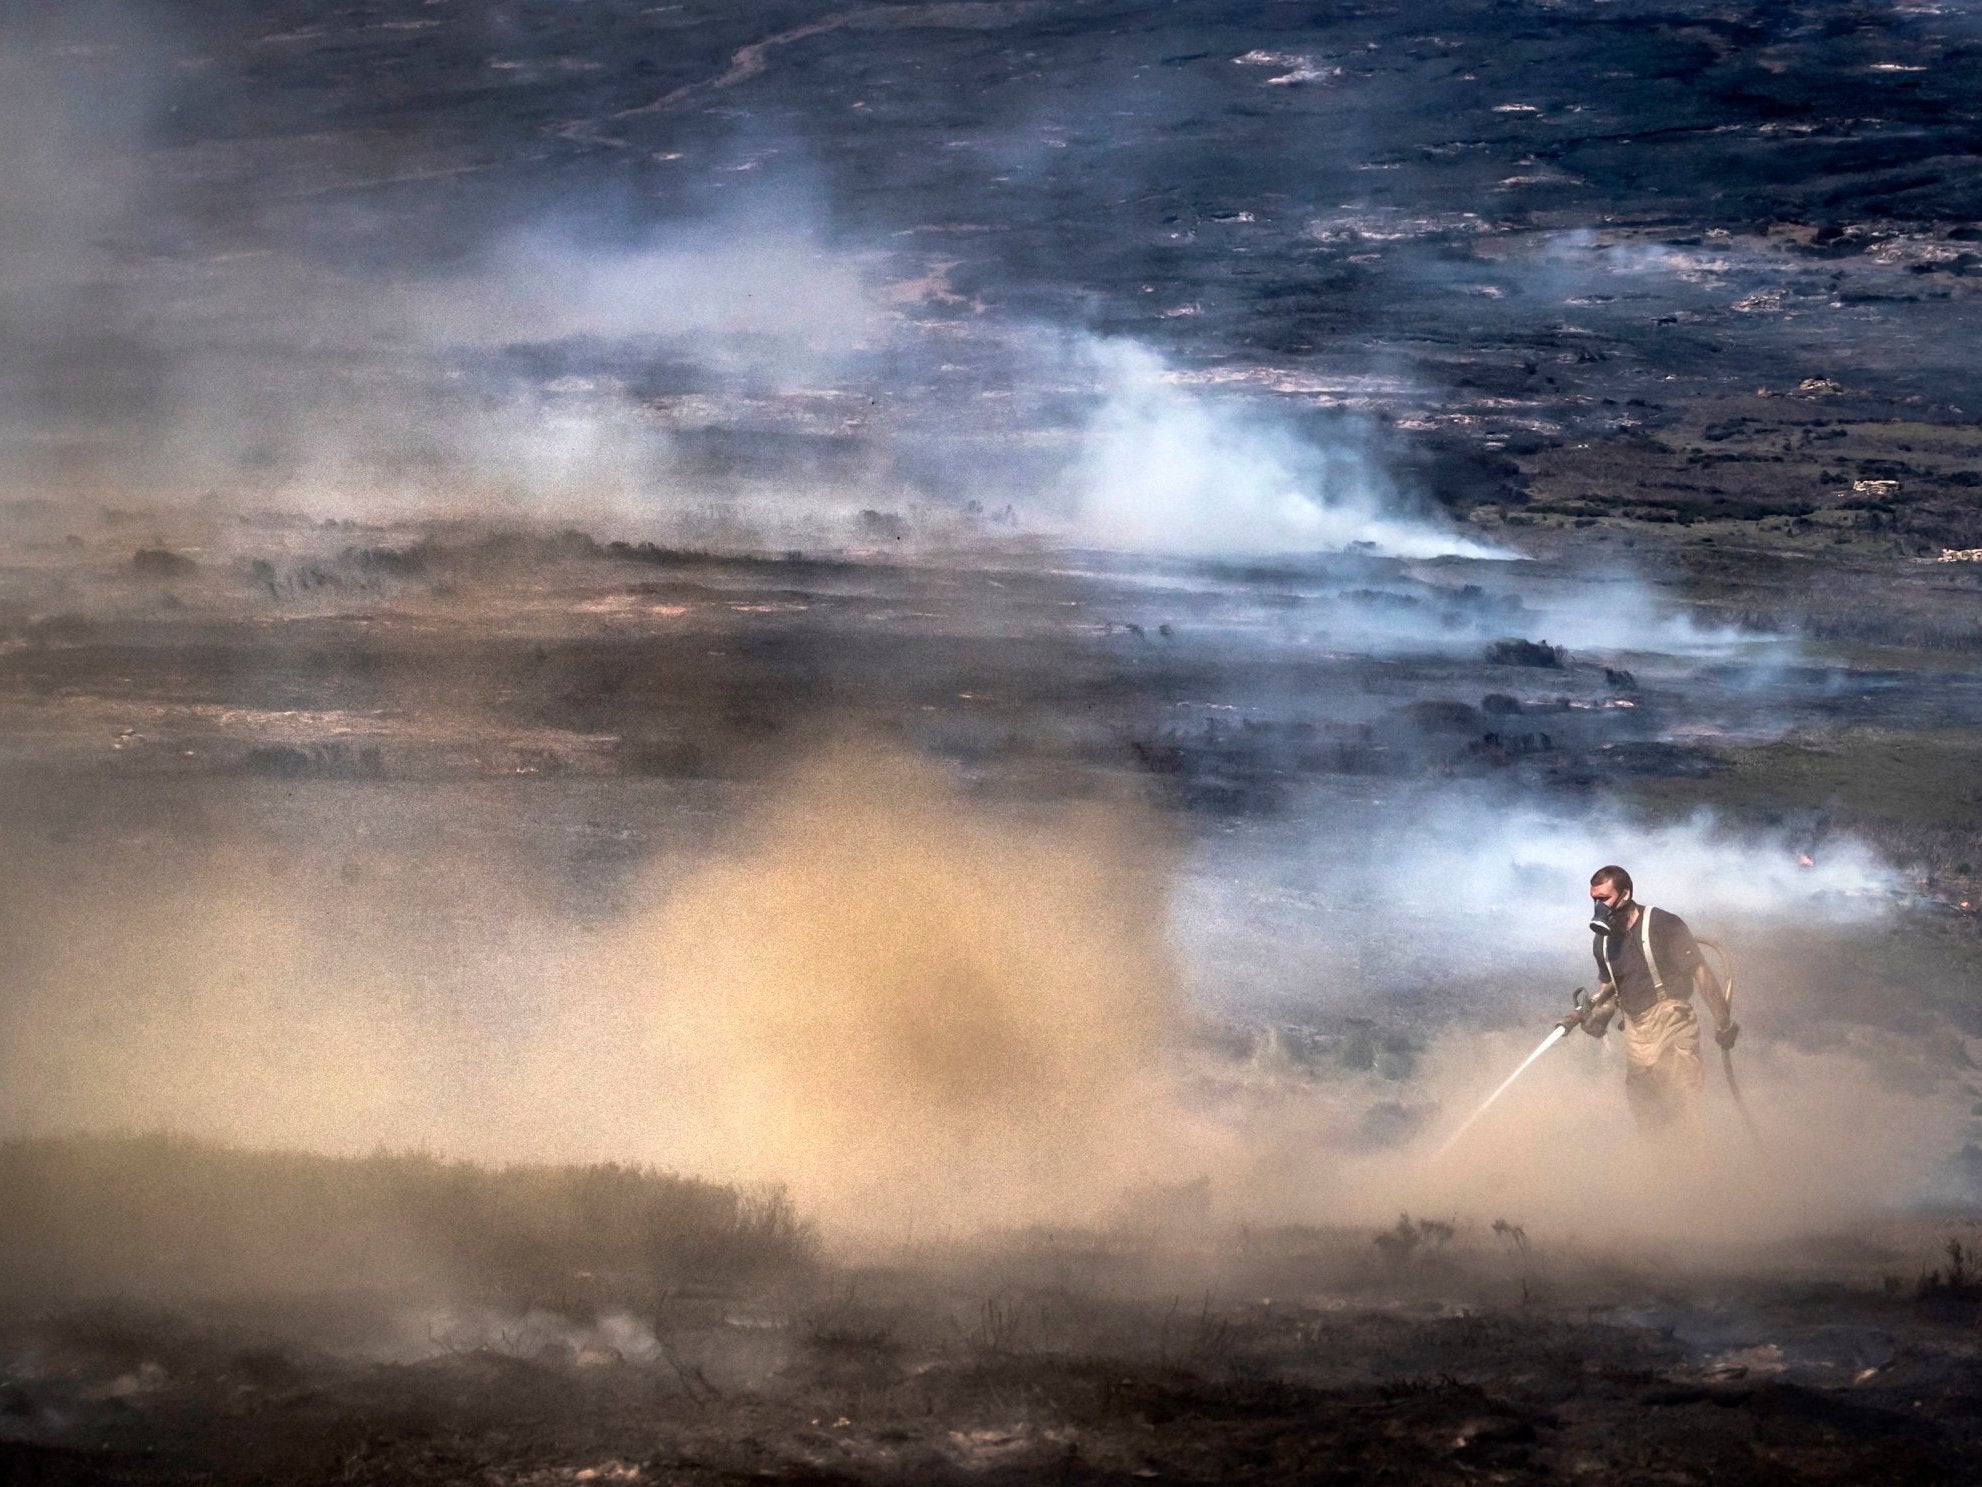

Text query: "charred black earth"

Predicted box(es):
[2, 2, 1981, 1485]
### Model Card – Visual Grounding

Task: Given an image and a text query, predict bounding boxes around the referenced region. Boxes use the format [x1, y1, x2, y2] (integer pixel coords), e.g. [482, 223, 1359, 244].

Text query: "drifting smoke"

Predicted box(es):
[0, 9, 1599, 564]
[418, 217, 882, 381]
[1334, 792, 1895, 959]
[0, 739, 1965, 1258]
[7, 16, 1513, 565]
[1068, 338, 1504, 560]
[1176, 782, 1901, 1037]
[0, 5, 169, 506]
[1177, 769, 1982, 1251]
[0, 2, 1969, 1286]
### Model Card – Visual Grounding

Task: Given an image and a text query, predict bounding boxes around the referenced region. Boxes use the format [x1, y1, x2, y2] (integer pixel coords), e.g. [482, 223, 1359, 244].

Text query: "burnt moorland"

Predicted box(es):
[2, 2, 1981, 1484]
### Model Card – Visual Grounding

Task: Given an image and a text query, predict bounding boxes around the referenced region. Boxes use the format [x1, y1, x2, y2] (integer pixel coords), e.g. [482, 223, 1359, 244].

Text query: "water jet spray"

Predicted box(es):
[1432, 986, 1617, 1160]
[1433, 1024, 1563, 1161]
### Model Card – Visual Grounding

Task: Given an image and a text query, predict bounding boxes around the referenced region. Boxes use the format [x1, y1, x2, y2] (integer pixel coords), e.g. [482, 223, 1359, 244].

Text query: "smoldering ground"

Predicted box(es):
[0, 2, 1537, 558]
[4, 4, 1982, 1480]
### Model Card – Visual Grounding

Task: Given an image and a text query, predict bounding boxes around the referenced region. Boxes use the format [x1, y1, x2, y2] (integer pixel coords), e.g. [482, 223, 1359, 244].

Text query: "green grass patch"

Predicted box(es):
[1628, 727, 1982, 831]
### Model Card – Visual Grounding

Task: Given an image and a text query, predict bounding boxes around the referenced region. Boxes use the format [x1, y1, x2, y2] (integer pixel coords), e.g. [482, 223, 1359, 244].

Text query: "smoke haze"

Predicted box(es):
[0, 735, 1964, 1256]
[1, 0, 1974, 1291]
[1066, 338, 1505, 559]
[0, 5, 1527, 559]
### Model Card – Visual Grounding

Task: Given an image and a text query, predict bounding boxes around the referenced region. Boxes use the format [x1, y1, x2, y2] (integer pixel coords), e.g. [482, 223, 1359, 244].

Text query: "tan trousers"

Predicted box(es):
[1622, 998, 1705, 1134]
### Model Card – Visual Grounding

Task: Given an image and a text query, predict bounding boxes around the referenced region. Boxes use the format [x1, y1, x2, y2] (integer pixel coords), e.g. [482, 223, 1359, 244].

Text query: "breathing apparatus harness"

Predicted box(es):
[1590, 900, 1677, 1005]
[1555, 901, 1668, 1038]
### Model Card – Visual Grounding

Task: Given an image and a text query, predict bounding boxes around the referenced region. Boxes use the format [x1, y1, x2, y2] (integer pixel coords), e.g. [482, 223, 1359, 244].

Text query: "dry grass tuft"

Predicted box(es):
[0, 1133, 817, 1307]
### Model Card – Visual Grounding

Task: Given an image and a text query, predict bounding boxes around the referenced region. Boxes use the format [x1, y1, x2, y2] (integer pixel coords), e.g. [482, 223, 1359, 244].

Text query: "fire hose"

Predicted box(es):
[1435, 937, 1759, 1159]
[1696, 936, 1761, 1144]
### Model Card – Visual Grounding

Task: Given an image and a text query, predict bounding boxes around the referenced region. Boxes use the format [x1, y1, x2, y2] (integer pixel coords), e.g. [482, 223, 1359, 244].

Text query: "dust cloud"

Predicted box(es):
[605, 741, 1209, 1233]
[0, 3, 1960, 1246]
[596, 746, 1968, 1254]
[1339, 1022, 1968, 1254]
[0, 739, 1965, 1263]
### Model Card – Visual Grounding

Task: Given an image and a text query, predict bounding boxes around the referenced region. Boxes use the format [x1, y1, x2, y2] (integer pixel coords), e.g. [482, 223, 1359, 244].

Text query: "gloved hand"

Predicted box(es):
[1714, 1020, 1740, 1050]
[1563, 986, 1614, 1038]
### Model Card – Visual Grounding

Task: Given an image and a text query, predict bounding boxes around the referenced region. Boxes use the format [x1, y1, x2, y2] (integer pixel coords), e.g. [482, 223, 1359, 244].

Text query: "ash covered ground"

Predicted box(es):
[3, 1, 1982, 1483]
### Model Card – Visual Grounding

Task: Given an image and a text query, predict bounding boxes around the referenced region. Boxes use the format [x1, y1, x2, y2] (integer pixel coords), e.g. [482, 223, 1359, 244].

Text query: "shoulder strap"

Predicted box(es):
[1640, 907, 1666, 992]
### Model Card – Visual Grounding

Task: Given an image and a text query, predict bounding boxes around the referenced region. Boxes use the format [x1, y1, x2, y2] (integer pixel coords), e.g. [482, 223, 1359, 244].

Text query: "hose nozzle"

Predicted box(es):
[1559, 984, 1616, 1038]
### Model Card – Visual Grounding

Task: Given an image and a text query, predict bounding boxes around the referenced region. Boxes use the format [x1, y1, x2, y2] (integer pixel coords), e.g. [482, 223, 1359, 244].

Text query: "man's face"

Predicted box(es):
[1590, 879, 1631, 913]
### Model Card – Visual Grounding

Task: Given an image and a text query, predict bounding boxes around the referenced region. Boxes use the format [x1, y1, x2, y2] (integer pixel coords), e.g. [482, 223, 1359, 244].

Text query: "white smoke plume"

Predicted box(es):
[1176, 784, 1900, 1026]
[416, 218, 883, 382]
[1067, 338, 1506, 559]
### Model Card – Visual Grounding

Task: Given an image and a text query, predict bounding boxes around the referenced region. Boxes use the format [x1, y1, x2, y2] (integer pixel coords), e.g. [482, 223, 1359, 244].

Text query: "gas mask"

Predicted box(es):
[1589, 901, 1620, 936]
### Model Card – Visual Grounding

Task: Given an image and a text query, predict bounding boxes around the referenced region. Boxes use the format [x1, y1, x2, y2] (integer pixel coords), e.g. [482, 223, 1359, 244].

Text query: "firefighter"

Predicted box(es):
[1580, 865, 1738, 1134]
